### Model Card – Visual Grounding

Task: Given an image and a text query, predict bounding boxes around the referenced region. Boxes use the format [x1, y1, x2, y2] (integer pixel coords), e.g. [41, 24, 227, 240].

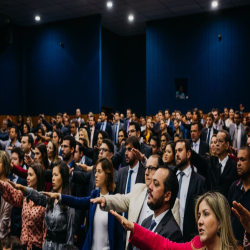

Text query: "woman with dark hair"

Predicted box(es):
[160, 133, 169, 153]
[0, 163, 45, 250]
[22, 123, 31, 136]
[225, 108, 235, 127]
[159, 119, 168, 137]
[116, 128, 128, 152]
[163, 141, 176, 166]
[34, 128, 48, 147]
[167, 119, 185, 139]
[43, 157, 122, 250]
[17, 114, 24, 133]
[9, 160, 75, 250]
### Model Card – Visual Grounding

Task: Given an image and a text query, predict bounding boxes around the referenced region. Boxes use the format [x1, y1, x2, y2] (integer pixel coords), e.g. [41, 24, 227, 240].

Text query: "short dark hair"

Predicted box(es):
[207, 112, 214, 120]
[102, 139, 114, 154]
[115, 111, 120, 116]
[98, 130, 109, 140]
[22, 134, 34, 149]
[158, 110, 164, 116]
[129, 121, 141, 136]
[239, 146, 250, 160]
[176, 139, 191, 153]
[175, 110, 181, 115]
[11, 126, 19, 134]
[235, 111, 241, 116]
[165, 109, 170, 113]
[57, 113, 63, 117]
[125, 136, 140, 150]
[150, 154, 164, 167]
[218, 130, 232, 145]
[211, 108, 220, 115]
[150, 136, 160, 148]
[127, 108, 132, 113]
[89, 115, 95, 121]
[101, 110, 107, 116]
[71, 120, 78, 128]
[159, 166, 178, 209]
[186, 110, 192, 114]
[11, 147, 24, 166]
[63, 135, 76, 153]
[191, 122, 202, 132]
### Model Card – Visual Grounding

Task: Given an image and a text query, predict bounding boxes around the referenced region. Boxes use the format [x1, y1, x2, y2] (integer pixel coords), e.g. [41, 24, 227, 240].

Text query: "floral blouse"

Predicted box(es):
[0, 181, 46, 250]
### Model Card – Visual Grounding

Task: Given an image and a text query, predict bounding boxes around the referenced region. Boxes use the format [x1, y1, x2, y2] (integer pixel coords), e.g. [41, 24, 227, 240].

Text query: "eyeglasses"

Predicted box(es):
[145, 166, 158, 173]
[98, 148, 110, 153]
[128, 129, 136, 134]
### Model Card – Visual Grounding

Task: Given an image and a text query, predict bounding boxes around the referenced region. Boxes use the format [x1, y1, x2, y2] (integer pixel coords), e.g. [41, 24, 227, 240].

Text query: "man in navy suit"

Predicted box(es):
[154, 110, 164, 131]
[201, 112, 218, 145]
[165, 109, 174, 130]
[123, 108, 133, 133]
[111, 111, 124, 145]
[95, 110, 112, 139]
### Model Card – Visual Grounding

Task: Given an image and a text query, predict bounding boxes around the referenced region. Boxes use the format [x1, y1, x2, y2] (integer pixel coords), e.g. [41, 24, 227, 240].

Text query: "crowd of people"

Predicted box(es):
[0, 106, 250, 250]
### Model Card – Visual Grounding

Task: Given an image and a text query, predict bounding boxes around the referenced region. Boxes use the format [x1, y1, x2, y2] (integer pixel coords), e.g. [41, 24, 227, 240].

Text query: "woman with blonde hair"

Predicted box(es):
[111, 191, 238, 250]
[26, 116, 33, 129]
[79, 128, 90, 147]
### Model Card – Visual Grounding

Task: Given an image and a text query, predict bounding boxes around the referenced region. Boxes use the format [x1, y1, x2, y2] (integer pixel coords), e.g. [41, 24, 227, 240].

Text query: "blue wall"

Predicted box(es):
[146, 6, 250, 115]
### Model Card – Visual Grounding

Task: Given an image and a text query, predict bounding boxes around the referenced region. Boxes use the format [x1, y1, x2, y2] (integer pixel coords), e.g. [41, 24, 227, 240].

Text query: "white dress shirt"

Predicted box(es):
[90, 126, 95, 148]
[101, 121, 107, 131]
[192, 139, 200, 154]
[137, 193, 154, 226]
[177, 165, 192, 232]
[219, 155, 229, 174]
[125, 161, 139, 194]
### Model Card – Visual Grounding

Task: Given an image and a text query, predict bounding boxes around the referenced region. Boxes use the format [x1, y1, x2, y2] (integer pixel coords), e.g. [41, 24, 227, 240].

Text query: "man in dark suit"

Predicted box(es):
[112, 111, 124, 145]
[21, 135, 35, 160]
[201, 112, 218, 145]
[141, 166, 182, 243]
[87, 115, 99, 148]
[165, 109, 174, 130]
[154, 110, 164, 131]
[112, 122, 152, 168]
[174, 139, 206, 242]
[95, 110, 112, 139]
[123, 108, 133, 133]
[190, 122, 209, 156]
[190, 130, 238, 198]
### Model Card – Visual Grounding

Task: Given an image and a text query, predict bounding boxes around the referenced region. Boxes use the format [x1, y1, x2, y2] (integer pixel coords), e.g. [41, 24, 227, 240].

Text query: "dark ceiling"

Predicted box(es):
[0, 0, 250, 36]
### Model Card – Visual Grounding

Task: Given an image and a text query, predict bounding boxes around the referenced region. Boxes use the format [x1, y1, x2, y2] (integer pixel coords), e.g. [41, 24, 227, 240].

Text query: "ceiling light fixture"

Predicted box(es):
[35, 15, 40, 21]
[107, 1, 113, 8]
[128, 15, 134, 22]
[212, 1, 218, 7]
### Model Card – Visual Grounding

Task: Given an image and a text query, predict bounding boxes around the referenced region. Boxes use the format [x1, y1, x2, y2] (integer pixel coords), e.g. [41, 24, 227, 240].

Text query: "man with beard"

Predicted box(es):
[140, 166, 182, 243]
[175, 139, 206, 242]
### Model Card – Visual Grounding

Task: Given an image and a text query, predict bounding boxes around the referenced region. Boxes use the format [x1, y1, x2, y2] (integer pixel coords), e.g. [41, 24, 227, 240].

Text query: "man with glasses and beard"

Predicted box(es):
[174, 139, 206, 242]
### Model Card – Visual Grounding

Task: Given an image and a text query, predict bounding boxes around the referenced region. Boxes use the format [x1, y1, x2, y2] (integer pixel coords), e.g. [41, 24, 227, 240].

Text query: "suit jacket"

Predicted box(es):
[111, 122, 124, 144]
[86, 127, 99, 148]
[190, 140, 209, 156]
[116, 163, 145, 194]
[228, 123, 247, 150]
[153, 122, 160, 131]
[61, 189, 123, 250]
[82, 146, 99, 165]
[96, 122, 112, 139]
[190, 150, 238, 198]
[123, 118, 132, 132]
[141, 210, 183, 243]
[201, 127, 218, 143]
[112, 142, 152, 169]
[103, 183, 181, 250]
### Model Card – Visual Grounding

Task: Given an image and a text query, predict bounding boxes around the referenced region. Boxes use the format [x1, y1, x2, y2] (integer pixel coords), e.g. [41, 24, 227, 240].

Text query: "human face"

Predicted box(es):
[127, 110, 131, 119]
[229, 109, 234, 119]
[9, 128, 17, 141]
[174, 120, 179, 130]
[145, 157, 158, 188]
[98, 143, 113, 159]
[74, 145, 82, 163]
[79, 130, 85, 140]
[37, 129, 42, 138]
[128, 125, 138, 139]
[224, 108, 229, 116]
[120, 114, 124, 119]
[160, 136, 167, 150]
[197, 200, 220, 245]
[243, 118, 247, 126]
[146, 119, 152, 129]
[70, 123, 77, 136]
[100, 112, 107, 122]
[52, 166, 63, 192]
[95, 163, 107, 189]
[47, 141, 54, 158]
[237, 149, 250, 178]
[34, 147, 43, 164]
[210, 136, 217, 155]
[2, 120, 7, 131]
[165, 110, 170, 120]
[89, 117, 95, 127]
[97, 133, 103, 147]
[27, 167, 37, 189]
[172, 112, 176, 119]
[115, 113, 120, 122]
[176, 112, 181, 120]
[141, 118, 146, 126]
[216, 132, 229, 156]
[52, 132, 59, 145]
[164, 145, 174, 164]
[56, 115, 62, 124]
[125, 143, 136, 166]
[247, 137, 250, 147]
[175, 142, 190, 169]
[61, 140, 73, 161]
[23, 124, 28, 134]
[148, 168, 169, 211]
[21, 136, 31, 154]
[158, 112, 163, 121]
[11, 152, 22, 167]
[118, 131, 124, 145]
[206, 117, 213, 128]
[64, 119, 69, 127]
[200, 110, 203, 118]
[193, 112, 198, 121]
[191, 124, 201, 143]
[186, 112, 192, 120]
[76, 109, 81, 118]
[212, 111, 219, 123]
[234, 114, 241, 126]
[149, 139, 159, 155]
[132, 113, 137, 121]
[63, 113, 68, 119]
[160, 120, 166, 130]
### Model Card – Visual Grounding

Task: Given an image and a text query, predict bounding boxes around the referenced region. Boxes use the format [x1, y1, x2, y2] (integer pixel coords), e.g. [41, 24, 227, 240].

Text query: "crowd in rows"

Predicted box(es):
[0, 106, 250, 250]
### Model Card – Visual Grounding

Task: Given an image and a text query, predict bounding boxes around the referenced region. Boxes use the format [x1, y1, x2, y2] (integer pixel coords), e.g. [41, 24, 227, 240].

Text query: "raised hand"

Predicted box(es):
[24, 154, 34, 167]
[75, 163, 93, 172]
[110, 210, 134, 232]
[90, 196, 106, 207]
[131, 148, 145, 163]
[42, 192, 60, 200]
[232, 201, 250, 234]
[8, 180, 26, 193]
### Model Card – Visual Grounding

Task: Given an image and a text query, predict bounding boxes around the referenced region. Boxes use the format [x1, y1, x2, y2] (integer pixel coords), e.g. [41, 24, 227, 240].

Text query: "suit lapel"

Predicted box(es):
[220, 158, 231, 178]
[143, 215, 153, 230]
[122, 167, 129, 194]
[135, 163, 145, 184]
[154, 211, 173, 234]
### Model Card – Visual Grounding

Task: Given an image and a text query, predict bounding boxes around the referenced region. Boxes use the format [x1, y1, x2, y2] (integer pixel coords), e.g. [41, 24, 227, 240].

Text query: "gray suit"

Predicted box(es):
[111, 122, 124, 144]
[229, 123, 247, 152]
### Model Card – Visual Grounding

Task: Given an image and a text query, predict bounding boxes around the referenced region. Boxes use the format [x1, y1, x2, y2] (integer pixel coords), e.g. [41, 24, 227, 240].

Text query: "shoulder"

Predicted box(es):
[192, 170, 205, 182]
[133, 183, 146, 192]
[90, 189, 99, 198]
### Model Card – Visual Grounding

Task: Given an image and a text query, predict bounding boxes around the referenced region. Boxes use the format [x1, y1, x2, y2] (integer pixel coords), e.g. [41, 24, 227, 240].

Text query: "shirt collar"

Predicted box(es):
[68, 159, 74, 168]
[218, 155, 229, 168]
[177, 165, 192, 177]
[152, 209, 169, 225]
[193, 139, 200, 146]
[129, 161, 139, 173]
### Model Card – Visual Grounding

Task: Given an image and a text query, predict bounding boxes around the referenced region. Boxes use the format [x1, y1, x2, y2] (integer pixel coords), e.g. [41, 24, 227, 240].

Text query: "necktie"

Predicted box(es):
[193, 143, 197, 153]
[177, 172, 185, 199]
[207, 129, 211, 144]
[234, 126, 238, 149]
[127, 120, 130, 132]
[100, 122, 104, 131]
[218, 163, 223, 174]
[124, 170, 134, 219]
[115, 123, 118, 144]
[148, 220, 157, 231]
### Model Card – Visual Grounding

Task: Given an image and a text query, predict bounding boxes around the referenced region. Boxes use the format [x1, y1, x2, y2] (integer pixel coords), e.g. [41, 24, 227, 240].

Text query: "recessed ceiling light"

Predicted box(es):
[212, 1, 218, 7]
[35, 16, 40, 21]
[107, 1, 113, 8]
[128, 15, 134, 22]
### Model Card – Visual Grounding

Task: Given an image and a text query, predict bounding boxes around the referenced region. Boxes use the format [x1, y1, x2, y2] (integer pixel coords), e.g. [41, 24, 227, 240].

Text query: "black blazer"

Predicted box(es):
[190, 150, 238, 198]
[190, 140, 209, 156]
[116, 163, 145, 194]
[141, 211, 183, 242]
[112, 142, 152, 169]
[86, 127, 99, 148]
[96, 122, 112, 139]
[82, 146, 99, 165]
[201, 128, 218, 143]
